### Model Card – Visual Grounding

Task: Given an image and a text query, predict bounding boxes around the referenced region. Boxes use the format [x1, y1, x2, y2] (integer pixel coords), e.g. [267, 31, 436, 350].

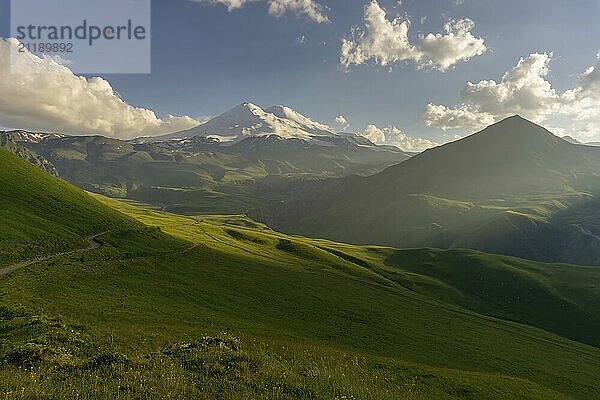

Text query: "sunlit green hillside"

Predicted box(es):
[1, 148, 599, 399]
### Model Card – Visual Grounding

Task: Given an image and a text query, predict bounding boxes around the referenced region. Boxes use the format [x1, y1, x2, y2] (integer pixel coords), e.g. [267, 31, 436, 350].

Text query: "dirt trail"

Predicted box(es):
[0, 231, 110, 278]
[573, 224, 600, 242]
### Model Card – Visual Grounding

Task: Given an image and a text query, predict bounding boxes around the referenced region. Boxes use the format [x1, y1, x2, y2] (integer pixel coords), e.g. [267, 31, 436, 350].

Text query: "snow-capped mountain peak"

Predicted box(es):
[158, 102, 337, 142]
[264, 105, 334, 135]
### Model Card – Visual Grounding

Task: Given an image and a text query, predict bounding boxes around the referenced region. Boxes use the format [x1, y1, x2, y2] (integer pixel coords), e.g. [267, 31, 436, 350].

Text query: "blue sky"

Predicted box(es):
[1, 0, 600, 142]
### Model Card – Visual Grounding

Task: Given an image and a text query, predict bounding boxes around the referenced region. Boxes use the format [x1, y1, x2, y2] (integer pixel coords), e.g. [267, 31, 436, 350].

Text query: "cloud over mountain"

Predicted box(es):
[424, 52, 600, 138]
[0, 39, 201, 139]
[340, 1, 486, 71]
[335, 115, 348, 127]
[359, 124, 437, 152]
[192, 0, 329, 23]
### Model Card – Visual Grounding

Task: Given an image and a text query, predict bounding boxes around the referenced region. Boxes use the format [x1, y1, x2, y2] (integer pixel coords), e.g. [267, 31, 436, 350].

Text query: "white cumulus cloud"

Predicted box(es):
[423, 104, 495, 130]
[423, 52, 600, 138]
[419, 19, 487, 71]
[340, 1, 486, 71]
[0, 38, 201, 139]
[268, 0, 329, 23]
[335, 115, 348, 127]
[359, 124, 437, 152]
[192, 0, 329, 23]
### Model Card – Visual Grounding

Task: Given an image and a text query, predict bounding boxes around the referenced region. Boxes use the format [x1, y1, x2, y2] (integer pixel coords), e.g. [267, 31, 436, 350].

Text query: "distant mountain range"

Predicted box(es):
[3, 103, 386, 150]
[561, 135, 600, 146]
[254, 116, 600, 265]
[7, 112, 600, 265]
[3, 118, 409, 213]
[561, 135, 582, 144]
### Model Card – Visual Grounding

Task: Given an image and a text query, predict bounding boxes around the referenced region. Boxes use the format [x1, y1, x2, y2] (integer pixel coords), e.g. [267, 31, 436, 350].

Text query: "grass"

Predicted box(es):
[1, 148, 600, 398]
[0, 148, 134, 267]
[0, 309, 570, 400]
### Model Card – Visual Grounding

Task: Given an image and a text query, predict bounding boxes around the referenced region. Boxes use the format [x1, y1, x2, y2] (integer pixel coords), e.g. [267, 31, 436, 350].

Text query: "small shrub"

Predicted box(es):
[3, 343, 45, 367]
[88, 351, 130, 369]
[0, 305, 26, 321]
[276, 239, 298, 254]
[162, 336, 240, 357]
[225, 229, 267, 244]
[162, 336, 257, 378]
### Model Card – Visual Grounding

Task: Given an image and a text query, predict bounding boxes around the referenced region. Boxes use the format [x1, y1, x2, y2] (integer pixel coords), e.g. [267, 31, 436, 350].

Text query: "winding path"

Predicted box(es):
[573, 224, 600, 242]
[0, 231, 110, 278]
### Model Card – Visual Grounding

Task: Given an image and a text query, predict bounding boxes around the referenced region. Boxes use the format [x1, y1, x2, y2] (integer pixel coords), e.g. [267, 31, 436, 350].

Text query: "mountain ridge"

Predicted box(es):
[254, 116, 600, 265]
[0, 132, 60, 177]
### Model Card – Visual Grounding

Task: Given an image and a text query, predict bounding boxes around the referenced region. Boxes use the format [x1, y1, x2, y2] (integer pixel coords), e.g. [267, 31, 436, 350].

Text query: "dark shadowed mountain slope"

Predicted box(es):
[361, 115, 600, 198]
[255, 116, 600, 264]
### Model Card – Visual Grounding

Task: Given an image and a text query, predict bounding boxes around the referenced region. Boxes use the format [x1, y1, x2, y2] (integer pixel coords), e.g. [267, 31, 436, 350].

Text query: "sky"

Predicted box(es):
[1, 0, 600, 147]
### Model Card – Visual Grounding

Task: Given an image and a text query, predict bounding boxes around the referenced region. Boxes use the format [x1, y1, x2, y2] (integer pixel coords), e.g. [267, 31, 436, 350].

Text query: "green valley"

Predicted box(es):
[6, 130, 408, 214]
[1, 146, 599, 399]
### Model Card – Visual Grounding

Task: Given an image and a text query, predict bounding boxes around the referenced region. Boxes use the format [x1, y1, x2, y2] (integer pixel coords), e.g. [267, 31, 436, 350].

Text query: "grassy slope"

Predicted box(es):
[1, 150, 600, 398]
[0, 148, 133, 267]
[323, 241, 600, 347]
[2, 193, 599, 398]
[0, 132, 59, 177]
